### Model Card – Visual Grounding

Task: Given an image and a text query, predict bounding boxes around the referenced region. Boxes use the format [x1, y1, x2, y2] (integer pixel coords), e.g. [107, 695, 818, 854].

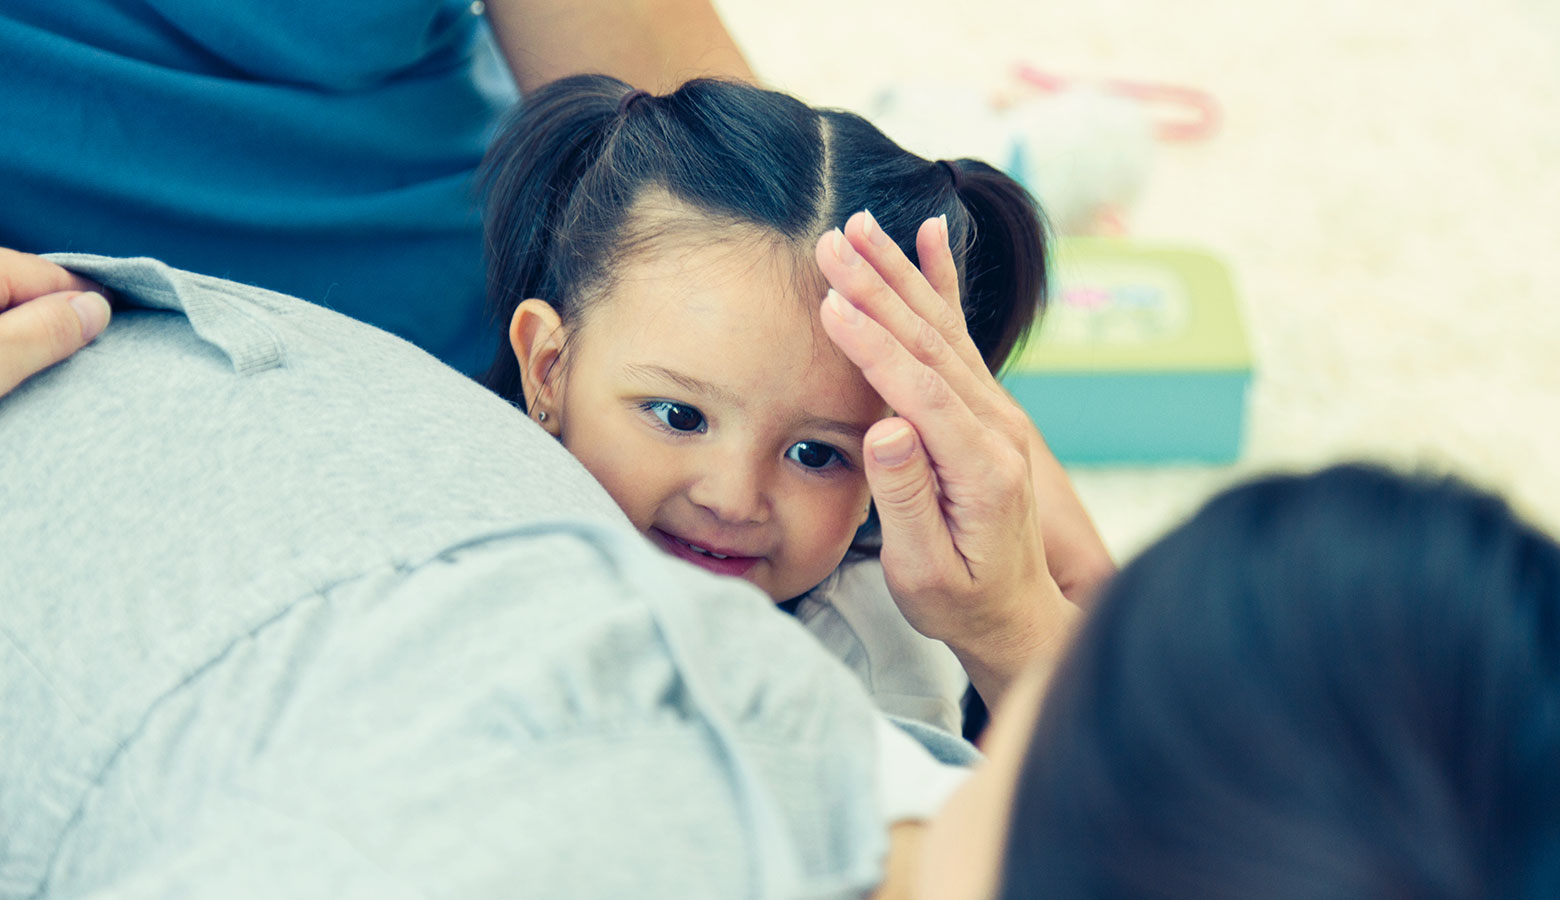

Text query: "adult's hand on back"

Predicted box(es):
[0, 248, 111, 397]
[814, 213, 1086, 709]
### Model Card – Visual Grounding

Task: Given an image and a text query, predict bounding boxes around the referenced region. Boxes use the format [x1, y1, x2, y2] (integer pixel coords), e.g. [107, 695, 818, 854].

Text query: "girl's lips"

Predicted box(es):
[649, 528, 762, 578]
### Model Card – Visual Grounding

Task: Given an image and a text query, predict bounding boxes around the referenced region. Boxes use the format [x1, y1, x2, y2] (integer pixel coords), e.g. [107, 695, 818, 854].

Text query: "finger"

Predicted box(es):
[851, 209, 961, 313]
[861, 417, 969, 586]
[0, 290, 111, 396]
[850, 210, 994, 383]
[819, 288, 988, 470]
[911, 215, 992, 378]
[815, 226, 1005, 420]
[914, 215, 962, 309]
[0, 248, 106, 312]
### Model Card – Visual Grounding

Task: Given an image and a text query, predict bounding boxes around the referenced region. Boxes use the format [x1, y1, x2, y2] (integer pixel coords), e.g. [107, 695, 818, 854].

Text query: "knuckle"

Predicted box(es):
[865, 320, 902, 367]
[998, 443, 1028, 481]
[997, 405, 1033, 441]
[935, 305, 968, 342]
[36, 301, 82, 356]
[873, 465, 933, 509]
[910, 316, 945, 365]
[981, 443, 1029, 495]
[915, 365, 953, 410]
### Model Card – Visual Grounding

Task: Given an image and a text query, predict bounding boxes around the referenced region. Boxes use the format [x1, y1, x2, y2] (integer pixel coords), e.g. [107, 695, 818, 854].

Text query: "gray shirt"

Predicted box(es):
[0, 256, 967, 899]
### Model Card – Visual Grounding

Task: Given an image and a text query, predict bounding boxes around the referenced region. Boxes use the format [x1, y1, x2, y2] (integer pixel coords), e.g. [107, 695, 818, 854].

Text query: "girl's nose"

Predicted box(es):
[687, 453, 771, 525]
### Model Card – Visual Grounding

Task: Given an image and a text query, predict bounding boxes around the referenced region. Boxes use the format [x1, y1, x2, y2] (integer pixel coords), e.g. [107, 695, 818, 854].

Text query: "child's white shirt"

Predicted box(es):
[794, 556, 971, 735]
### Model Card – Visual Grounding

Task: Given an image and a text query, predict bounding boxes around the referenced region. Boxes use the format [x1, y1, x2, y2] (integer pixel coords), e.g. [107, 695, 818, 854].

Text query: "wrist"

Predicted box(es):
[947, 578, 1078, 710]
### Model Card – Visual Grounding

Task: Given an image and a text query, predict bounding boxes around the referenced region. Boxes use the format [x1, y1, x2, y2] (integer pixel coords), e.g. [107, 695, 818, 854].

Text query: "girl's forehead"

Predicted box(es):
[590, 220, 829, 334]
[577, 230, 885, 421]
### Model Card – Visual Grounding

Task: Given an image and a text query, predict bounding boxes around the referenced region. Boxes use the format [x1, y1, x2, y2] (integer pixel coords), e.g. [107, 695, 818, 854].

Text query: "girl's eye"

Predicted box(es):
[786, 441, 843, 471]
[643, 400, 706, 433]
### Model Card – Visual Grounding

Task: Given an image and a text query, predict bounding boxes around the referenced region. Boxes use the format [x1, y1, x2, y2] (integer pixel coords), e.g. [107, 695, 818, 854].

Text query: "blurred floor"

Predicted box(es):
[719, 0, 1560, 558]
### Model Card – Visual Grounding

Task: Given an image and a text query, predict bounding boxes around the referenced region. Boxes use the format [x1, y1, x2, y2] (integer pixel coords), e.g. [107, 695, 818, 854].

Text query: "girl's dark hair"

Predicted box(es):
[479, 74, 1049, 402]
[1000, 464, 1560, 900]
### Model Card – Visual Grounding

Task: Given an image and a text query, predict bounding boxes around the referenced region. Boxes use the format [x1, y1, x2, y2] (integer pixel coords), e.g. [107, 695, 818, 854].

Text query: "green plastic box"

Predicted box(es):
[1001, 238, 1253, 464]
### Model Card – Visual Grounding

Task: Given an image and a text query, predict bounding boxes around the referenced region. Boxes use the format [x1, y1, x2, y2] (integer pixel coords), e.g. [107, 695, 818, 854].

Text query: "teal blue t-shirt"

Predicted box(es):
[0, 0, 516, 374]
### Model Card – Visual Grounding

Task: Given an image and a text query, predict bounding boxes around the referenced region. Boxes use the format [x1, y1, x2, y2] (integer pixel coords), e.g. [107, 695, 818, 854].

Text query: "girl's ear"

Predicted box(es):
[509, 298, 569, 436]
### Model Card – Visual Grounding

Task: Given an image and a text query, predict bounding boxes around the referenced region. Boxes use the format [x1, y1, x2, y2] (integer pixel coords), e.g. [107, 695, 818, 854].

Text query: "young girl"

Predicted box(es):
[476, 74, 1074, 732]
[0, 74, 1098, 736]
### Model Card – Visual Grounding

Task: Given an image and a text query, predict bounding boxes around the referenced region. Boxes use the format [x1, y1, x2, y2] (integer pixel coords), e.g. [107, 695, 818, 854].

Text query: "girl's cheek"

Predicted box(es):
[827, 482, 873, 545]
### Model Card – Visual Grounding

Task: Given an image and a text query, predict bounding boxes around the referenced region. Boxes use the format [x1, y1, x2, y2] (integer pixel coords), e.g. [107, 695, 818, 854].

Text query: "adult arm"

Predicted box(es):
[0, 249, 110, 398]
[870, 822, 926, 900]
[1026, 424, 1116, 607]
[815, 214, 1092, 710]
[486, 0, 756, 94]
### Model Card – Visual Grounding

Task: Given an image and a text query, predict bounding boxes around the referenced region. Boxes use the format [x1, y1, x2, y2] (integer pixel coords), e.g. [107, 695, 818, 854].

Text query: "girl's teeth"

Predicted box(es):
[688, 543, 730, 560]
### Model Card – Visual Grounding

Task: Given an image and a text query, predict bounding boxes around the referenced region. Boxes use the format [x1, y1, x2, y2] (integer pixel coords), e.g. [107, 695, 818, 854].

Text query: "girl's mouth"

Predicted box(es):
[649, 528, 762, 578]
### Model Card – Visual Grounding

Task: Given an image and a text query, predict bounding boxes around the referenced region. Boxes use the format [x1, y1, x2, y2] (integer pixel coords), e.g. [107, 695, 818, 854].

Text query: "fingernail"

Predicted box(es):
[70, 292, 110, 342]
[831, 229, 862, 267]
[871, 426, 915, 466]
[824, 289, 860, 324]
[862, 209, 891, 247]
[938, 214, 949, 246]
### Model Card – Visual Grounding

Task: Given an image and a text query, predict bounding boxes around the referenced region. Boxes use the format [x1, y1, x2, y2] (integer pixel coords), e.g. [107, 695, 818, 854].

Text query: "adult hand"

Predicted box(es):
[1, 248, 111, 398]
[814, 212, 1086, 708]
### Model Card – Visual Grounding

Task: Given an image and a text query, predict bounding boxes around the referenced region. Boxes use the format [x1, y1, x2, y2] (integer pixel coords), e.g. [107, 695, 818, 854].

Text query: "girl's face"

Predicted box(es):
[512, 231, 889, 601]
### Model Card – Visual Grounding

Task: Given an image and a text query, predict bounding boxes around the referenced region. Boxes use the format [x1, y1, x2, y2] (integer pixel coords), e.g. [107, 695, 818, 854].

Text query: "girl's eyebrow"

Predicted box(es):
[795, 415, 868, 446]
[623, 362, 744, 407]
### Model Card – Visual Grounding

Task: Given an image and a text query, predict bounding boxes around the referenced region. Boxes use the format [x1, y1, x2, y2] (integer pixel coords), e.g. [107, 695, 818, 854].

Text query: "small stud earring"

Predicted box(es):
[537, 411, 548, 423]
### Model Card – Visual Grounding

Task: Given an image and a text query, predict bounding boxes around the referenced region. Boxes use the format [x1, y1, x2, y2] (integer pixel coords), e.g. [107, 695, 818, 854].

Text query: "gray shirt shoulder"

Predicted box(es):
[0, 256, 966, 899]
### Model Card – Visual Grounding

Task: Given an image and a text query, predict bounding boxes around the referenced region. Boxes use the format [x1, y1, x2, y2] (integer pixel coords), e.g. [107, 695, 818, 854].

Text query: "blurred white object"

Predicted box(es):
[867, 75, 1196, 235]
[1008, 86, 1156, 234]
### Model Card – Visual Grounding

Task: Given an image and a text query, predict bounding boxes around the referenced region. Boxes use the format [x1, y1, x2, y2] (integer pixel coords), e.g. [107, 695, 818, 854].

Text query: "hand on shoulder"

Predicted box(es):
[0, 248, 111, 397]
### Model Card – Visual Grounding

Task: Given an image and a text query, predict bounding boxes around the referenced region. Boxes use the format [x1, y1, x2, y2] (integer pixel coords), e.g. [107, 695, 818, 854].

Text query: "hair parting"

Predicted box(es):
[479, 74, 1054, 407]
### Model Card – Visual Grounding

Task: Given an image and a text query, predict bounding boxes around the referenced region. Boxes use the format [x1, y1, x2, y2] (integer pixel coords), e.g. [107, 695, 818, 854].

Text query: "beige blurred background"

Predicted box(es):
[717, 0, 1560, 560]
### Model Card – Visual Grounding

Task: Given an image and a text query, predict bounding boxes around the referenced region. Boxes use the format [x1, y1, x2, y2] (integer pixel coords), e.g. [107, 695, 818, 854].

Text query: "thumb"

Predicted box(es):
[864, 418, 958, 572]
[0, 290, 111, 396]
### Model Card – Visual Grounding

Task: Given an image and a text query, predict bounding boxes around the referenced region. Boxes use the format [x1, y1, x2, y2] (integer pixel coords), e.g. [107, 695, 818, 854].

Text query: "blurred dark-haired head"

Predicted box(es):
[478, 74, 1051, 402]
[1001, 464, 1560, 900]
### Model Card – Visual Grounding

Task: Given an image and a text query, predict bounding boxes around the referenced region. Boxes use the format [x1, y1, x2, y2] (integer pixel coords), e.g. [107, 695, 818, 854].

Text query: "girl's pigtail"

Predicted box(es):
[480, 74, 630, 401]
[948, 159, 1051, 374]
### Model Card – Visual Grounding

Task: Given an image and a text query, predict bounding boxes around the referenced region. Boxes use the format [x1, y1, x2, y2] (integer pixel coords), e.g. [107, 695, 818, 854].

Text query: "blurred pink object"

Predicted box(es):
[1014, 65, 1222, 142]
